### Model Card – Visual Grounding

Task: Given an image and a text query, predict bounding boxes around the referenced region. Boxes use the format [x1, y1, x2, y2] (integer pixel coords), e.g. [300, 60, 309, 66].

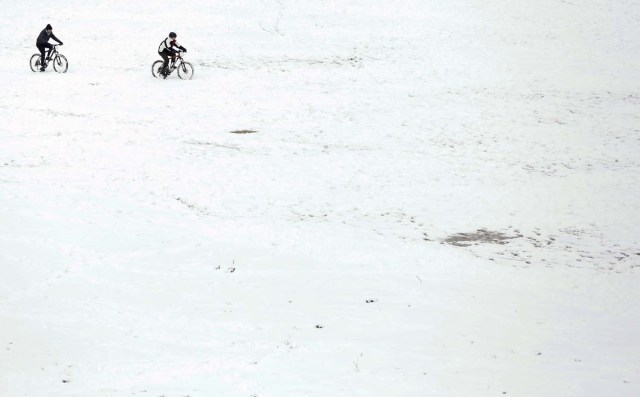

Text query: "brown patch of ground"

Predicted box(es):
[444, 229, 520, 247]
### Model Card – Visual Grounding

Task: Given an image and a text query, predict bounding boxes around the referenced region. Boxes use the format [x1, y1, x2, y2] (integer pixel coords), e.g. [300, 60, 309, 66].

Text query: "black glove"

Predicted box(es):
[59, 42, 63, 45]
[179, 46, 187, 52]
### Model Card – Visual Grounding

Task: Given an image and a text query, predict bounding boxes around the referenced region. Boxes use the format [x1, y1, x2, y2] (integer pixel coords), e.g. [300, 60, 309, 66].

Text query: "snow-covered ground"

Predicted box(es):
[1, 1, 639, 396]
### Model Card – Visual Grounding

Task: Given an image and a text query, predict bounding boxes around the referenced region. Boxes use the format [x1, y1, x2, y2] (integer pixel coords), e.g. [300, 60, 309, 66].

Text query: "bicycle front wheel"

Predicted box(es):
[53, 54, 68, 73]
[178, 62, 194, 80]
[152, 60, 164, 78]
[30, 54, 42, 72]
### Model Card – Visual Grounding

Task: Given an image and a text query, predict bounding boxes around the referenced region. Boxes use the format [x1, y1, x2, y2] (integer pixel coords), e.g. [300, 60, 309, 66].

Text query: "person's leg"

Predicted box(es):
[44, 43, 53, 61]
[37, 44, 46, 69]
[42, 43, 53, 69]
[160, 51, 170, 74]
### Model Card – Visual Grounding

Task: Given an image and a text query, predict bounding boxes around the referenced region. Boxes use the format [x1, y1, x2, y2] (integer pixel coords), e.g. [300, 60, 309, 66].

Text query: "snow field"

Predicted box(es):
[1, 0, 640, 396]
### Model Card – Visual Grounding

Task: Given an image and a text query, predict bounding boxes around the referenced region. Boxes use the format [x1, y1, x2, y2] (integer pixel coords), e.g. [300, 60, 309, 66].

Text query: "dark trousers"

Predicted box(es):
[37, 43, 53, 67]
[159, 49, 175, 72]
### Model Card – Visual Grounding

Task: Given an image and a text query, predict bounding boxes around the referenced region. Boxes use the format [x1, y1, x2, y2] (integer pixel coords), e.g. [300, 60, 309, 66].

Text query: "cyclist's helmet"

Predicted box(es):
[169, 32, 177, 39]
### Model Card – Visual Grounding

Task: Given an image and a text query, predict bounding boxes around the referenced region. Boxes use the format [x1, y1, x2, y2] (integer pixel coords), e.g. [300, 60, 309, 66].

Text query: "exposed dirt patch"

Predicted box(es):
[229, 129, 258, 134]
[444, 229, 521, 247]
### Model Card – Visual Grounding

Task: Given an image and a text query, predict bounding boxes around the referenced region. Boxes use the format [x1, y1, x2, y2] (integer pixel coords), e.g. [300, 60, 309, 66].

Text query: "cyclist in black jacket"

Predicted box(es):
[36, 24, 63, 71]
[158, 32, 186, 76]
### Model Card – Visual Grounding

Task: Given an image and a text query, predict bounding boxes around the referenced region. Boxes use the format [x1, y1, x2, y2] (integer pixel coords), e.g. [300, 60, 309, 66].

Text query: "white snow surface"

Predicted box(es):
[1, 1, 640, 396]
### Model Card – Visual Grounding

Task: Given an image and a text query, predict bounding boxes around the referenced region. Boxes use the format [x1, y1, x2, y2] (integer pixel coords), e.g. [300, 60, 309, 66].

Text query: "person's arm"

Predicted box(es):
[50, 33, 63, 45]
[172, 40, 185, 52]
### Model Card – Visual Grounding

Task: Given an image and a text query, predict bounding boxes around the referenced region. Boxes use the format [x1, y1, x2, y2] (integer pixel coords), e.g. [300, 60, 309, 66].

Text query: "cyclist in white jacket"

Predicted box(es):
[158, 32, 187, 76]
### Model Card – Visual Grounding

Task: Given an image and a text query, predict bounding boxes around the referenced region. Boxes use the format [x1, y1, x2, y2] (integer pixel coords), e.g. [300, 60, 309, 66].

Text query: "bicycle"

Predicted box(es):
[30, 44, 68, 73]
[152, 51, 194, 80]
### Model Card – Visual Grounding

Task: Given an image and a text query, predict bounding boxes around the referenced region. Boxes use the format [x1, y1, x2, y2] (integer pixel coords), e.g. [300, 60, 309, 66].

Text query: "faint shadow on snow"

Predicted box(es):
[199, 54, 365, 71]
[184, 140, 240, 151]
[175, 197, 210, 216]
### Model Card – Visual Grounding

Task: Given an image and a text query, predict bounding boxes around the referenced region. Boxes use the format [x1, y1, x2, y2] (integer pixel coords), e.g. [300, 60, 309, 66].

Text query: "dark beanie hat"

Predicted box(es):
[46, 24, 52, 30]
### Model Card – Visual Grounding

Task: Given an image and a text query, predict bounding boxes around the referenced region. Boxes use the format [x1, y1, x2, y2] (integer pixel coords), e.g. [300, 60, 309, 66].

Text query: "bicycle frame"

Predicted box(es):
[168, 52, 185, 72]
[43, 45, 60, 64]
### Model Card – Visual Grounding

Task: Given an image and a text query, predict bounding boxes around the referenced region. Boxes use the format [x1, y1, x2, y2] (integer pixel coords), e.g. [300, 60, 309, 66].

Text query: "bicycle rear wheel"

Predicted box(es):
[30, 54, 42, 72]
[178, 62, 194, 80]
[53, 55, 68, 73]
[152, 60, 164, 78]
